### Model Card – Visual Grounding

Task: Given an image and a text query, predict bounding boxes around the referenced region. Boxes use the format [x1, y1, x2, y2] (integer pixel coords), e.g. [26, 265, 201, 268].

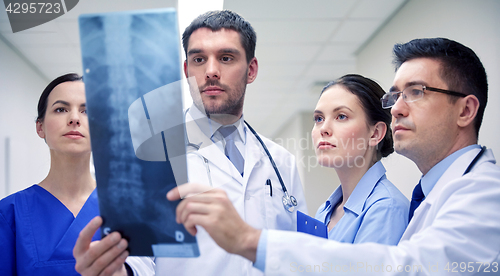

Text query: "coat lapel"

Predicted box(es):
[185, 110, 244, 186]
[242, 129, 267, 185]
[402, 147, 487, 240]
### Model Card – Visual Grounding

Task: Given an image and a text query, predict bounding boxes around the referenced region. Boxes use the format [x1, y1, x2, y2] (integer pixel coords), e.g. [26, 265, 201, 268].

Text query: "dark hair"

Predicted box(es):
[182, 10, 257, 63]
[393, 38, 488, 137]
[37, 73, 83, 122]
[321, 74, 394, 160]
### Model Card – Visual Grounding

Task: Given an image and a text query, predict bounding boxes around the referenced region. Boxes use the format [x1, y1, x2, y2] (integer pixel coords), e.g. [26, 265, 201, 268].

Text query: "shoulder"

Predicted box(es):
[0, 194, 16, 225]
[464, 161, 500, 189]
[1, 185, 35, 205]
[0, 185, 37, 231]
[0, 185, 39, 214]
[443, 151, 500, 190]
[443, 161, 500, 196]
[424, 149, 499, 205]
[468, 156, 500, 178]
[366, 177, 409, 211]
[428, 159, 500, 231]
[451, 147, 500, 183]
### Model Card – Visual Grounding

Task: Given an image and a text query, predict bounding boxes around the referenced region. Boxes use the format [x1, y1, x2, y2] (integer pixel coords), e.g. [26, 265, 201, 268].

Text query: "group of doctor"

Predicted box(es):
[0, 8, 499, 276]
[78, 9, 500, 275]
[164, 10, 500, 276]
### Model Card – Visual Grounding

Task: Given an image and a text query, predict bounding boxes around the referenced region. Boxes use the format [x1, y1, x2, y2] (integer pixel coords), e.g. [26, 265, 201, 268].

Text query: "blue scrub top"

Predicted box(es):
[0, 185, 101, 275]
[315, 161, 409, 245]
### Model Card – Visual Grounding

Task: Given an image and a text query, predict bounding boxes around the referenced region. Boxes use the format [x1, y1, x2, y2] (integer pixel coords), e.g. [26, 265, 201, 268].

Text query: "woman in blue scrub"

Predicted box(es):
[0, 74, 107, 275]
[312, 74, 408, 245]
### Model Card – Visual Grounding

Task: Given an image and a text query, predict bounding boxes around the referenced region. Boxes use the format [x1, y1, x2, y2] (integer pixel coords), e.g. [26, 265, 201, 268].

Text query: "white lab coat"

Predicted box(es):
[126, 257, 155, 275]
[264, 147, 500, 275]
[155, 108, 307, 275]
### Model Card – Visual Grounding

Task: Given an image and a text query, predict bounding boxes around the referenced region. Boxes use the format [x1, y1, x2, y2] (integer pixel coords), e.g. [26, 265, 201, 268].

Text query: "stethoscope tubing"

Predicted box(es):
[183, 109, 297, 212]
[463, 146, 486, 175]
[243, 120, 289, 195]
[244, 120, 298, 213]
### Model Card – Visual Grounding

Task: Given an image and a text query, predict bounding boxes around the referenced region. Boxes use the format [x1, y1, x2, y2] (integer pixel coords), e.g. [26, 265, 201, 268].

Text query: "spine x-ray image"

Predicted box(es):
[79, 8, 198, 257]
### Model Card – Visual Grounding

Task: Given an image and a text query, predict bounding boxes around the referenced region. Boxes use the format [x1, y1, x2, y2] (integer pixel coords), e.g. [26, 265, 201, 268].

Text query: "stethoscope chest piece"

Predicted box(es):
[282, 193, 298, 213]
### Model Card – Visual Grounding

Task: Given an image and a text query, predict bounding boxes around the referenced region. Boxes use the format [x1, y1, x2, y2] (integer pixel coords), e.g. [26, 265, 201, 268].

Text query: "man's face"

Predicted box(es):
[184, 28, 258, 117]
[390, 58, 459, 172]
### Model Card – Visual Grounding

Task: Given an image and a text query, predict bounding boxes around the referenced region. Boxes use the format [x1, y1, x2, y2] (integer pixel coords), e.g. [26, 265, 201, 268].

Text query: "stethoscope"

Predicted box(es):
[184, 109, 298, 213]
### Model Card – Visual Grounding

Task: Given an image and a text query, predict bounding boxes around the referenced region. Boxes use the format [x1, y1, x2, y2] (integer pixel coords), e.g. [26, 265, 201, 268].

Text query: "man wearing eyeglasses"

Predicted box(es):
[170, 37, 500, 275]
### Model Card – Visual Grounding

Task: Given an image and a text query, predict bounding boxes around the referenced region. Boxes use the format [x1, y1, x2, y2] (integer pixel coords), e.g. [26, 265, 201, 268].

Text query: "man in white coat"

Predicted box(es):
[73, 10, 307, 276]
[171, 37, 500, 275]
[155, 9, 307, 276]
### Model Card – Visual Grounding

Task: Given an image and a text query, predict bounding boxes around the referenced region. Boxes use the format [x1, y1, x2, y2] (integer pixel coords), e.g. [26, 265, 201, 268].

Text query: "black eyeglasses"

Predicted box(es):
[381, 84, 467, 109]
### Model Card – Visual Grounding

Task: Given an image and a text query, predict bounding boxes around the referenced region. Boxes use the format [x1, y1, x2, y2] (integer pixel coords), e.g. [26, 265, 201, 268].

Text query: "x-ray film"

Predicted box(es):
[79, 8, 199, 257]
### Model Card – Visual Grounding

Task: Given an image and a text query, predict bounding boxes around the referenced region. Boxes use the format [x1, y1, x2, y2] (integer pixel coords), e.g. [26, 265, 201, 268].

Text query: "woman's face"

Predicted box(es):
[312, 85, 376, 169]
[36, 81, 90, 156]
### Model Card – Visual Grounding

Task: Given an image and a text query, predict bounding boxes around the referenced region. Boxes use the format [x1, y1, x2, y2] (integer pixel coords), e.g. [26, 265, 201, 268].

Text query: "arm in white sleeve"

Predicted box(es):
[126, 257, 155, 275]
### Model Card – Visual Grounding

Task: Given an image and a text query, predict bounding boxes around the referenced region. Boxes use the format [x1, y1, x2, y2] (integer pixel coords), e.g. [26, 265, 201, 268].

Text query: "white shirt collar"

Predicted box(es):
[188, 104, 246, 145]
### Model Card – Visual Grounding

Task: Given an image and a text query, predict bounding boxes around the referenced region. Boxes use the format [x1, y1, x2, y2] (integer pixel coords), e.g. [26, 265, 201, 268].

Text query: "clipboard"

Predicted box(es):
[297, 210, 328, 238]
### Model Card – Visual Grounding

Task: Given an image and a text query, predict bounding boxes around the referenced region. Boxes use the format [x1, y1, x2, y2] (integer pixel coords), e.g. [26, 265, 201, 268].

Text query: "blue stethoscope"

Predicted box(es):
[185, 110, 298, 213]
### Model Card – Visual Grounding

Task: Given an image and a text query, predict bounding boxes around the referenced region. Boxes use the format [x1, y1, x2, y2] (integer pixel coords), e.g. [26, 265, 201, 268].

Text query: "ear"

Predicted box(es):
[36, 120, 45, 139]
[183, 60, 189, 78]
[457, 95, 480, 128]
[246, 57, 258, 84]
[369, 121, 387, 147]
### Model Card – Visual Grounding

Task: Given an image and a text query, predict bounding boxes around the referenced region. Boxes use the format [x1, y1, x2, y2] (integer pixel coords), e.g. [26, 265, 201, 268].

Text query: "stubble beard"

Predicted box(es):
[202, 90, 245, 116]
[194, 72, 248, 118]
